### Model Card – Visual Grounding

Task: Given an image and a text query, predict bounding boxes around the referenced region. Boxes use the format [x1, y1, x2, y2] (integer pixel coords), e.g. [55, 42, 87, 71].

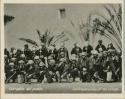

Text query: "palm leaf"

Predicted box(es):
[61, 38, 69, 43]
[36, 29, 43, 43]
[19, 38, 38, 47]
[53, 33, 66, 44]
[4, 15, 15, 25]
[47, 36, 54, 46]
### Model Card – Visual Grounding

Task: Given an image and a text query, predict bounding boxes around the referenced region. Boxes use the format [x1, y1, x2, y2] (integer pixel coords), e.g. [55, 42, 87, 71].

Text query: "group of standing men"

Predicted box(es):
[4, 40, 122, 84]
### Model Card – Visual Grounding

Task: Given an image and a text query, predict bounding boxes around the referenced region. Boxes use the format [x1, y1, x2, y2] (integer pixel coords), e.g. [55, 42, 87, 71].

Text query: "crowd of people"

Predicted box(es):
[4, 40, 122, 84]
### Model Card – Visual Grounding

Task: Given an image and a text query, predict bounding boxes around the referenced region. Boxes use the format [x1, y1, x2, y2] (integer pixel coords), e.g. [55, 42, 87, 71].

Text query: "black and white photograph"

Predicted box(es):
[4, 3, 122, 94]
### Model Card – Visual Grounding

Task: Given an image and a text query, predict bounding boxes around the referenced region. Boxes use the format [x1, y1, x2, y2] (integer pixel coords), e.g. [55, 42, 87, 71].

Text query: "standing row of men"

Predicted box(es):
[4, 40, 122, 83]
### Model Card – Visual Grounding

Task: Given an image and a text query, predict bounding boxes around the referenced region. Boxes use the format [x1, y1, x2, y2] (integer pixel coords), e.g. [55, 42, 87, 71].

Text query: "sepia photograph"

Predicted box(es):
[4, 3, 122, 94]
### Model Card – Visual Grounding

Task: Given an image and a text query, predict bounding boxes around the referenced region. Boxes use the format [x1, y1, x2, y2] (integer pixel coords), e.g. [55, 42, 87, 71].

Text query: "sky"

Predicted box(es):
[4, 4, 119, 52]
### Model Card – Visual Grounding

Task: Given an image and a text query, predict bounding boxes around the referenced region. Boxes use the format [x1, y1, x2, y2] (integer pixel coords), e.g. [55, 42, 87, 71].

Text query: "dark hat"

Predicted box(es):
[98, 40, 102, 43]
[24, 44, 28, 48]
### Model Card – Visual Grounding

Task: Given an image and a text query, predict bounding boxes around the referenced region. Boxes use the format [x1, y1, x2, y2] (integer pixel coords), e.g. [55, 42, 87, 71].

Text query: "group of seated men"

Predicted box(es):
[4, 40, 122, 84]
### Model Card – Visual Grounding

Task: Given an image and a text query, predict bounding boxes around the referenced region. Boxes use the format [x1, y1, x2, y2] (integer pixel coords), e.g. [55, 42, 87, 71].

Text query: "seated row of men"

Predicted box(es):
[4, 40, 122, 84]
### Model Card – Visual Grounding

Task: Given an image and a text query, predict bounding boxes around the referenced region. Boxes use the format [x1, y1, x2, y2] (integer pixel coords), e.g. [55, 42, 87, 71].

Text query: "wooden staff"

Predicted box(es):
[6, 71, 16, 83]
[44, 57, 48, 68]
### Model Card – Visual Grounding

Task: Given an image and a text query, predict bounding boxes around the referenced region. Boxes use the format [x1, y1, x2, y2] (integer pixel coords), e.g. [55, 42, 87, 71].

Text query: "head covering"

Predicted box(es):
[81, 52, 87, 56]
[27, 60, 34, 65]
[18, 60, 24, 64]
[71, 54, 76, 60]
[91, 50, 98, 55]
[60, 51, 65, 55]
[11, 57, 16, 62]
[108, 49, 115, 53]
[34, 56, 40, 60]
[48, 56, 53, 60]
[98, 53, 103, 58]
[98, 40, 102, 43]
[13, 49, 17, 54]
[20, 54, 25, 58]
[4, 55, 7, 58]
[83, 67, 87, 71]
[76, 43, 80, 47]
[103, 51, 108, 54]
[39, 62, 45, 67]
[116, 50, 122, 56]
[48, 45, 54, 50]
[24, 44, 28, 48]
[49, 59, 56, 65]
[60, 58, 66, 62]
[9, 62, 14, 66]
[31, 46, 36, 51]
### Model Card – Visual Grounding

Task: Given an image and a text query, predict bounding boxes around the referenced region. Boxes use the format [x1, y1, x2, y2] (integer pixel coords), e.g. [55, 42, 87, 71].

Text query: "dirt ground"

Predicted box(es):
[5, 80, 122, 93]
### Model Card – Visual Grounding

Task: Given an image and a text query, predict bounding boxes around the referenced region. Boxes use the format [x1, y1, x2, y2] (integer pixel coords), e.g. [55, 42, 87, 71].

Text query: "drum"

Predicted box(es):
[17, 74, 24, 84]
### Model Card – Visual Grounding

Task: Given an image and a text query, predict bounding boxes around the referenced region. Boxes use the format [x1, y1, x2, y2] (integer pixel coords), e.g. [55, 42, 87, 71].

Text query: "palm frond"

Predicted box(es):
[4, 15, 15, 25]
[68, 19, 77, 30]
[36, 29, 43, 43]
[64, 30, 76, 40]
[47, 36, 54, 46]
[61, 38, 69, 43]
[19, 38, 38, 47]
[53, 33, 66, 44]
